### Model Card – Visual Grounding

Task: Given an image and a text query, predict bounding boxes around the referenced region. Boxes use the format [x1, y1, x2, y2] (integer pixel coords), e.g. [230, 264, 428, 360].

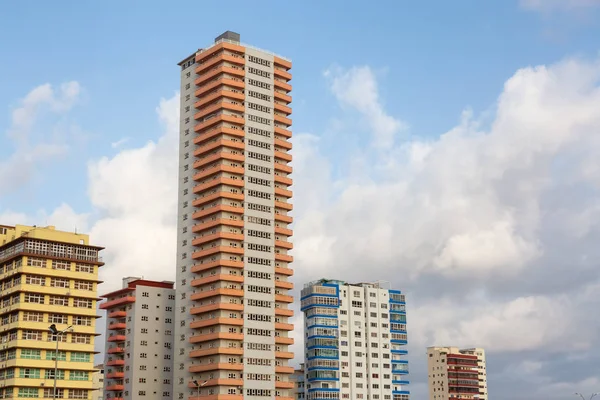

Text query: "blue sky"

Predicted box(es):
[2, 1, 600, 399]
[2, 0, 599, 214]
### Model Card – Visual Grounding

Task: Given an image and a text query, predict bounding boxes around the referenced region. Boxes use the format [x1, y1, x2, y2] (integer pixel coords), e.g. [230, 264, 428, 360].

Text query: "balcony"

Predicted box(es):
[106, 384, 125, 391]
[106, 359, 125, 366]
[106, 372, 125, 379]
[108, 322, 126, 330]
[107, 335, 126, 342]
[108, 310, 127, 318]
[100, 296, 135, 309]
[107, 347, 124, 354]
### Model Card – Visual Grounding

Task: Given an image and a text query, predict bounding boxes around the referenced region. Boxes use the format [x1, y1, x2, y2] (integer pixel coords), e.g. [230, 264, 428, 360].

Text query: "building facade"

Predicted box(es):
[291, 364, 305, 399]
[0, 224, 103, 399]
[174, 30, 295, 400]
[426, 346, 487, 400]
[301, 279, 409, 400]
[92, 364, 104, 400]
[100, 277, 175, 400]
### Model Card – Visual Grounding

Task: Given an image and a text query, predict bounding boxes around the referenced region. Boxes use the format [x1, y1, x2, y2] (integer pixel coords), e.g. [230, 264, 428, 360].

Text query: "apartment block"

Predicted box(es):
[301, 279, 409, 400]
[100, 277, 175, 400]
[291, 364, 304, 399]
[93, 364, 104, 400]
[427, 346, 487, 400]
[174, 30, 294, 400]
[0, 224, 103, 400]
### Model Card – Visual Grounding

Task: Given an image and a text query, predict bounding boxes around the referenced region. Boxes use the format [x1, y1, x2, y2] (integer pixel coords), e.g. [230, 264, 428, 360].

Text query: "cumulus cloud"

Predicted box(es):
[0, 81, 81, 192]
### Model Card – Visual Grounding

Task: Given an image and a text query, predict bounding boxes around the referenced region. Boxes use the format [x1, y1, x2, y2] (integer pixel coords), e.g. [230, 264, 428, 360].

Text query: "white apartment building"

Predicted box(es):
[174, 30, 294, 400]
[100, 277, 176, 400]
[427, 346, 488, 400]
[301, 279, 409, 400]
[93, 364, 104, 400]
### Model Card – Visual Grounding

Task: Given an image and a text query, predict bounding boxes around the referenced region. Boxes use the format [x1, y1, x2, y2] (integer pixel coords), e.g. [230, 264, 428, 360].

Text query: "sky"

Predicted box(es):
[2, 0, 600, 399]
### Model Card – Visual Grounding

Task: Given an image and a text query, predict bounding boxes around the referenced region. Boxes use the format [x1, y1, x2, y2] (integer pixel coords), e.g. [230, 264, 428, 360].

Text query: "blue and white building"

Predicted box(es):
[301, 279, 409, 400]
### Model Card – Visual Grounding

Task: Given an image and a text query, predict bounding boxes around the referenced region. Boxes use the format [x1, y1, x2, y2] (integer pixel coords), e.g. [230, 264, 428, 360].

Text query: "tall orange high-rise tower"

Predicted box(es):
[174, 31, 294, 400]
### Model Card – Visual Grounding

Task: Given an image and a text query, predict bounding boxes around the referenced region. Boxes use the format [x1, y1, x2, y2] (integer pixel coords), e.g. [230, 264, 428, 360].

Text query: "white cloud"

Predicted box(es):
[1, 81, 81, 191]
[110, 137, 130, 149]
[325, 66, 406, 148]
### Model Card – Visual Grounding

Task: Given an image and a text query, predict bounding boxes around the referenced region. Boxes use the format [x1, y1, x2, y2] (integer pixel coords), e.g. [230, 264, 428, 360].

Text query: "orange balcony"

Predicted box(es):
[274, 56, 292, 70]
[275, 201, 293, 211]
[275, 294, 293, 303]
[275, 266, 294, 276]
[275, 126, 292, 138]
[108, 310, 127, 318]
[275, 336, 294, 345]
[188, 378, 244, 389]
[191, 273, 244, 287]
[190, 288, 243, 301]
[195, 101, 244, 121]
[274, 175, 292, 186]
[275, 187, 293, 198]
[196, 47, 245, 70]
[274, 80, 292, 92]
[194, 126, 245, 146]
[108, 323, 126, 330]
[274, 68, 292, 80]
[195, 77, 245, 97]
[275, 214, 293, 223]
[195, 65, 245, 86]
[276, 254, 293, 263]
[189, 347, 243, 358]
[190, 332, 244, 344]
[193, 151, 244, 169]
[275, 381, 295, 389]
[275, 308, 294, 317]
[275, 366, 294, 374]
[275, 351, 294, 359]
[194, 114, 244, 133]
[275, 322, 294, 331]
[274, 91, 292, 103]
[189, 363, 243, 373]
[274, 102, 292, 115]
[106, 359, 125, 366]
[107, 347, 124, 354]
[275, 114, 292, 127]
[106, 372, 124, 379]
[100, 296, 135, 309]
[274, 163, 293, 174]
[192, 245, 244, 259]
[192, 232, 244, 247]
[195, 139, 245, 158]
[190, 317, 243, 331]
[190, 303, 243, 315]
[276, 397, 294, 400]
[192, 192, 245, 208]
[275, 150, 292, 162]
[106, 384, 124, 391]
[191, 259, 244, 273]
[192, 218, 244, 235]
[195, 89, 245, 109]
[192, 205, 244, 220]
[193, 178, 244, 196]
[107, 335, 126, 343]
[194, 164, 245, 181]
[275, 240, 293, 250]
[274, 138, 292, 150]
[275, 227, 293, 236]
[275, 280, 293, 290]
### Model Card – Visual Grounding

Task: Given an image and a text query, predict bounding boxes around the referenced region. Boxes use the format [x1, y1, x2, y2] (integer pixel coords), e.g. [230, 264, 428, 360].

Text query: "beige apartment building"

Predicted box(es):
[174, 30, 295, 400]
[427, 346, 487, 400]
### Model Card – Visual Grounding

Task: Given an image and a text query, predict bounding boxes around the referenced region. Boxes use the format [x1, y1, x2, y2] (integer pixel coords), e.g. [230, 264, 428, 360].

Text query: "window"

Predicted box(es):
[22, 330, 42, 341]
[20, 349, 41, 360]
[73, 316, 92, 326]
[71, 334, 91, 344]
[75, 264, 94, 273]
[74, 280, 93, 291]
[50, 278, 70, 288]
[22, 311, 43, 322]
[73, 298, 93, 308]
[49, 296, 69, 306]
[25, 275, 45, 286]
[69, 370, 88, 381]
[52, 260, 70, 270]
[18, 388, 39, 398]
[46, 351, 67, 361]
[70, 352, 90, 362]
[68, 389, 88, 399]
[50, 314, 67, 324]
[44, 389, 64, 398]
[24, 293, 44, 304]
[27, 257, 46, 267]
[19, 368, 41, 378]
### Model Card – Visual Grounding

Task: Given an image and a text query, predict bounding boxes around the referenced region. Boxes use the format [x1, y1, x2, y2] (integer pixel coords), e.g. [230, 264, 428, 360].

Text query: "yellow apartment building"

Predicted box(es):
[0, 224, 103, 399]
